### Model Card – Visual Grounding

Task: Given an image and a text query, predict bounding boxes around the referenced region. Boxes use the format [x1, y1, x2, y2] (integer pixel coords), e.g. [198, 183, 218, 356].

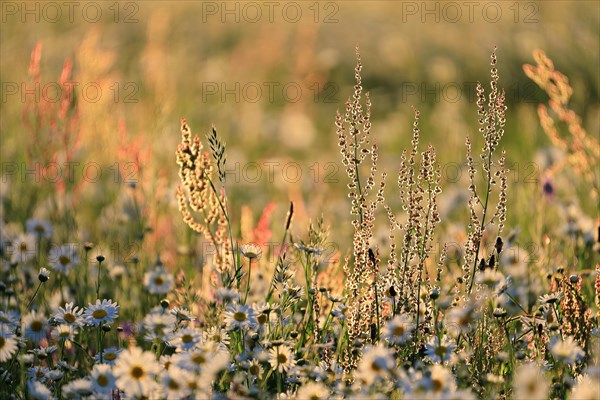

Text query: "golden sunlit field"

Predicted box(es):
[0, 1, 599, 399]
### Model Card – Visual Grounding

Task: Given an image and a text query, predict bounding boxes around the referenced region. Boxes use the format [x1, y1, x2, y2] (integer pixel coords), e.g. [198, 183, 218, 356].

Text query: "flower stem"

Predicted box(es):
[26, 282, 42, 310]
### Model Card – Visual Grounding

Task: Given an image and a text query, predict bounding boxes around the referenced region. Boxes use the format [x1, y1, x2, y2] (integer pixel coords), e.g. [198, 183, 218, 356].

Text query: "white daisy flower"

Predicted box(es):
[10, 233, 37, 264]
[168, 327, 204, 352]
[224, 303, 258, 331]
[22, 310, 48, 342]
[94, 347, 122, 365]
[240, 243, 263, 260]
[90, 363, 116, 394]
[425, 335, 456, 364]
[27, 380, 53, 400]
[57, 360, 77, 372]
[143, 267, 175, 295]
[500, 244, 529, 277]
[356, 344, 395, 385]
[268, 345, 296, 374]
[160, 366, 193, 399]
[61, 378, 94, 398]
[446, 303, 480, 334]
[28, 366, 51, 382]
[425, 364, 457, 395]
[205, 326, 230, 350]
[32, 346, 57, 359]
[50, 324, 77, 342]
[216, 287, 240, 303]
[174, 347, 210, 373]
[549, 335, 585, 365]
[538, 292, 564, 305]
[570, 374, 600, 400]
[47, 369, 63, 382]
[331, 303, 350, 320]
[245, 358, 264, 380]
[200, 348, 231, 381]
[83, 299, 119, 326]
[48, 244, 79, 274]
[26, 219, 53, 239]
[113, 346, 161, 398]
[53, 302, 85, 327]
[513, 363, 549, 400]
[0, 310, 19, 333]
[382, 314, 414, 345]
[475, 268, 505, 289]
[0, 331, 18, 362]
[170, 307, 195, 322]
[296, 381, 330, 399]
[142, 312, 177, 342]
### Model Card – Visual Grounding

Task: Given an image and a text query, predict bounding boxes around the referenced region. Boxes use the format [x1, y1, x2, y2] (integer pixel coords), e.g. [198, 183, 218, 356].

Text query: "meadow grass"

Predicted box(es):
[0, 41, 599, 400]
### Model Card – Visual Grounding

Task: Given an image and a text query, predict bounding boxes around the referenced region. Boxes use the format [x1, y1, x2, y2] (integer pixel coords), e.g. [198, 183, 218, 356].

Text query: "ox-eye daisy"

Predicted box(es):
[356, 344, 395, 385]
[49, 244, 79, 274]
[513, 363, 549, 400]
[168, 327, 203, 351]
[113, 346, 161, 398]
[22, 311, 48, 342]
[382, 314, 413, 345]
[143, 267, 174, 295]
[549, 335, 585, 365]
[0, 332, 18, 362]
[224, 303, 258, 331]
[425, 335, 456, 364]
[53, 302, 85, 327]
[83, 299, 119, 326]
[94, 347, 122, 366]
[268, 345, 296, 373]
[90, 364, 116, 394]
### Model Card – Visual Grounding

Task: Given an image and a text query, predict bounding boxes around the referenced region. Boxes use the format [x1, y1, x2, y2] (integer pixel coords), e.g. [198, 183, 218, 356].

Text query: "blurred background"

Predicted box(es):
[1, 1, 598, 261]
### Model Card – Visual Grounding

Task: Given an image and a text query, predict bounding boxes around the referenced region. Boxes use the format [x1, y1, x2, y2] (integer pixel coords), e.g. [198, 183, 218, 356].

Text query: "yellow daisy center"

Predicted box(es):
[130, 366, 144, 379]
[233, 311, 247, 322]
[97, 375, 109, 386]
[30, 320, 43, 332]
[63, 313, 76, 323]
[92, 309, 108, 319]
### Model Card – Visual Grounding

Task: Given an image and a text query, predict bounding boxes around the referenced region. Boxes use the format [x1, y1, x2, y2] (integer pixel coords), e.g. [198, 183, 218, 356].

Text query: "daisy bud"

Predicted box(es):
[96, 255, 105, 263]
[389, 286, 397, 297]
[495, 237, 503, 253]
[493, 308, 507, 318]
[569, 275, 579, 283]
[478, 258, 486, 271]
[102, 325, 112, 332]
[370, 323, 377, 342]
[160, 299, 170, 309]
[285, 202, 294, 230]
[38, 268, 50, 282]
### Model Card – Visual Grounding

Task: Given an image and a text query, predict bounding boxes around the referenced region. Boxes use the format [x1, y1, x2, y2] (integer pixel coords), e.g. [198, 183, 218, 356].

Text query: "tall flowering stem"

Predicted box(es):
[337, 48, 386, 368]
[176, 119, 235, 283]
[465, 47, 508, 296]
